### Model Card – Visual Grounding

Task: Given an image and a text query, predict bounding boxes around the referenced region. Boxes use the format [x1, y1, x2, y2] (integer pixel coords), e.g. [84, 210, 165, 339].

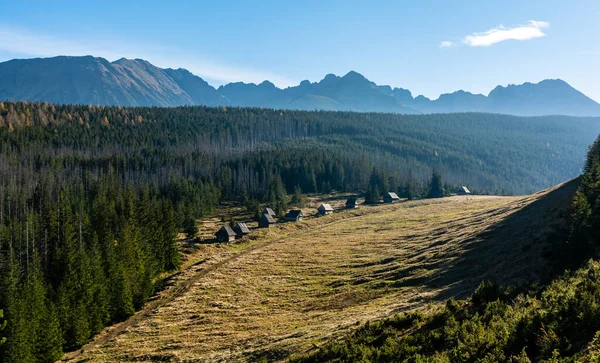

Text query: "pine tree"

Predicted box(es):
[161, 201, 181, 271]
[86, 233, 110, 333]
[365, 169, 381, 204]
[109, 265, 135, 322]
[183, 214, 198, 240]
[427, 170, 445, 199]
[240, 185, 249, 206]
[0, 235, 35, 362]
[28, 253, 63, 361]
[0, 309, 5, 346]
[401, 170, 417, 200]
[292, 186, 303, 205]
[267, 175, 288, 216]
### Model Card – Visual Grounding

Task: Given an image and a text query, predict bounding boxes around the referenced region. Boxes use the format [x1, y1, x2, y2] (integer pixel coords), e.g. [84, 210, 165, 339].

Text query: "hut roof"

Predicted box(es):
[284, 210, 303, 218]
[385, 192, 400, 199]
[318, 203, 334, 211]
[260, 213, 276, 223]
[234, 222, 250, 234]
[458, 186, 471, 194]
[216, 225, 236, 237]
[346, 197, 358, 205]
[262, 207, 276, 217]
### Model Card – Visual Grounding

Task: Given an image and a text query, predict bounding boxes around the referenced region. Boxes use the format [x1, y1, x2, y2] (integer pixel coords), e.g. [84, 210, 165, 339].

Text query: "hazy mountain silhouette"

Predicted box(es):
[1, 56, 599, 116]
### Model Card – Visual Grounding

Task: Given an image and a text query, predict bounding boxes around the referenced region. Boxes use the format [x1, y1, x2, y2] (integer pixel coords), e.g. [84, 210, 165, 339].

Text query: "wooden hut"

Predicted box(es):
[259, 213, 276, 228]
[383, 192, 400, 203]
[215, 225, 236, 242]
[457, 186, 471, 195]
[284, 210, 303, 222]
[317, 204, 334, 215]
[262, 207, 276, 217]
[233, 222, 251, 238]
[345, 197, 359, 209]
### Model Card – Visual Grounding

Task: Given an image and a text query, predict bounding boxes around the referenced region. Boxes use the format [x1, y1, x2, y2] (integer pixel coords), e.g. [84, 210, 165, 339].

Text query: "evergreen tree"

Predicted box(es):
[267, 175, 288, 216]
[401, 170, 417, 200]
[427, 170, 445, 199]
[109, 265, 135, 322]
[321, 180, 332, 194]
[0, 309, 5, 346]
[292, 186, 303, 205]
[0, 237, 34, 362]
[365, 169, 381, 204]
[28, 253, 63, 361]
[240, 185, 249, 206]
[161, 201, 180, 271]
[183, 215, 198, 240]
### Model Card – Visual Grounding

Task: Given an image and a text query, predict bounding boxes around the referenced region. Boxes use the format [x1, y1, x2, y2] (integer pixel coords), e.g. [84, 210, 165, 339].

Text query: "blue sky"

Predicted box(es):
[1, 0, 599, 101]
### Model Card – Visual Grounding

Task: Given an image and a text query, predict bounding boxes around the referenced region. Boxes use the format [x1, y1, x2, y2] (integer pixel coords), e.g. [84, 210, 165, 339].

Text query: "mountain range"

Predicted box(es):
[1, 55, 599, 116]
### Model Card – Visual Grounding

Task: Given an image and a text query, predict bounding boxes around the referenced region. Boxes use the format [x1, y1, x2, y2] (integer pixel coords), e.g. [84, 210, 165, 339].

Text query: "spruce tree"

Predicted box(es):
[109, 265, 135, 322]
[0, 309, 5, 346]
[0, 237, 34, 362]
[161, 201, 181, 271]
[401, 170, 417, 200]
[28, 253, 63, 361]
[365, 169, 381, 204]
[267, 175, 288, 216]
[427, 170, 445, 199]
[86, 233, 110, 333]
[183, 214, 198, 240]
[292, 186, 303, 205]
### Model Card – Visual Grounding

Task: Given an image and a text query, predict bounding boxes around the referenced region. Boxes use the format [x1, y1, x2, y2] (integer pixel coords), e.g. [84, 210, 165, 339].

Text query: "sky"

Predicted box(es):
[0, 0, 599, 101]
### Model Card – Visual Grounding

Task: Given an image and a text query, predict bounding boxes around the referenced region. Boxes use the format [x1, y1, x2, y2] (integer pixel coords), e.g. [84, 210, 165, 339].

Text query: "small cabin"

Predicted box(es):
[262, 207, 276, 217]
[284, 210, 303, 222]
[383, 192, 400, 203]
[259, 213, 276, 228]
[318, 204, 334, 215]
[233, 222, 251, 238]
[457, 186, 471, 196]
[215, 225, 236, 242]
[345, 197, 359, 209]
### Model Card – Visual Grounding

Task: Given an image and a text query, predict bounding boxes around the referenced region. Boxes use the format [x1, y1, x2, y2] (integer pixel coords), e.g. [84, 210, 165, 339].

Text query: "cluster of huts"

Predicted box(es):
[215, 187, 471, 242]
[262, 202, 336, 227]
[215, 222, 250, 242]
[215, 197, 360, 242]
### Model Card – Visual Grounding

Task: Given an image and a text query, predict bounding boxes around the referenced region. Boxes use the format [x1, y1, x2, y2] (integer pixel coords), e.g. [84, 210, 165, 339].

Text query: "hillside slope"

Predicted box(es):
[64, 179, 578, 362]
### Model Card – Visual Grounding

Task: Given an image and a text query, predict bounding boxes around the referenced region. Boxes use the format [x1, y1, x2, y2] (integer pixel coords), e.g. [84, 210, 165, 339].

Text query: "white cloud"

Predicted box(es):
[441, 20, 550, 48]
[463, 20, 549, 47]
[0, 26, 296, 88]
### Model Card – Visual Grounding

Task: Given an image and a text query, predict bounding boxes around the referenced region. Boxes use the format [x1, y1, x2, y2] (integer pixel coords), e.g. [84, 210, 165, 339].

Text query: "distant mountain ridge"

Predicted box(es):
[1, 56, 599, 116]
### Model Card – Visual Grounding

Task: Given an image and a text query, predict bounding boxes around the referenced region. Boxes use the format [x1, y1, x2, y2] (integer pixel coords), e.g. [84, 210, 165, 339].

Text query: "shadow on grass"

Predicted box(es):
[351, 178, 580, 301]
[430, 177, 580, 300]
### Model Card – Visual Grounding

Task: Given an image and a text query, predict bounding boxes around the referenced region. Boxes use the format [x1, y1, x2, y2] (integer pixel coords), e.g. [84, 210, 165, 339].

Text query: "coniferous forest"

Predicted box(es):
[0, 101, 599, 361]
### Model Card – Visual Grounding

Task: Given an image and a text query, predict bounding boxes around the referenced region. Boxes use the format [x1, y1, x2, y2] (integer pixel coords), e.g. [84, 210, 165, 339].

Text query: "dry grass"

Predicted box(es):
[63, 180, 578, 362]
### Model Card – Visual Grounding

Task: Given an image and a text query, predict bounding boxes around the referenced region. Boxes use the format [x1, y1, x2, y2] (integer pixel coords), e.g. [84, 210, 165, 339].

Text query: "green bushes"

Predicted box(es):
[293, 263, 600, 362]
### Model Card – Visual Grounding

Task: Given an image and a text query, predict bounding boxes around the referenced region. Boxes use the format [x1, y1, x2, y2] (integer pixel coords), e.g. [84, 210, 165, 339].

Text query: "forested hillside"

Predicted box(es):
[1, 101, 598, 196]
[292, 135, 600, 363]
[0, 101, 598, 361]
